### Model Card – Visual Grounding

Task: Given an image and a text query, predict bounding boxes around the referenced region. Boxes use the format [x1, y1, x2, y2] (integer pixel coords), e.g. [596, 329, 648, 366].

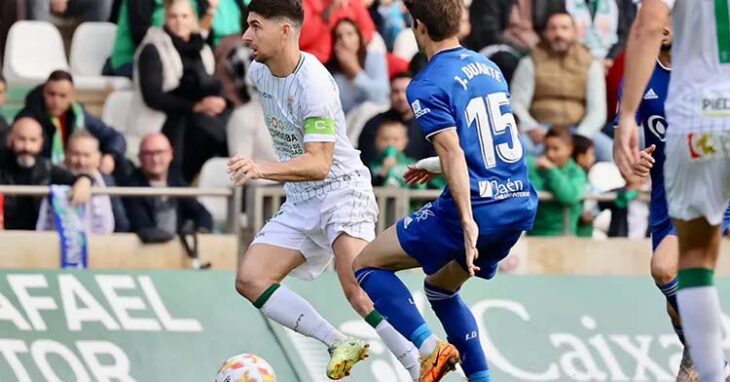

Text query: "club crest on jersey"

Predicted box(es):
[411, 100, 431, 118]
[687, 132, 730, 160]
[287, 95, 295, 115]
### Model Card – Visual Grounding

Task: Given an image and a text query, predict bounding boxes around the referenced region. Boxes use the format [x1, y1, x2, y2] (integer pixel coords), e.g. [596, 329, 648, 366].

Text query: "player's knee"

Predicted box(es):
[651, 261, 676, 286]
[235, 272, 266, 302]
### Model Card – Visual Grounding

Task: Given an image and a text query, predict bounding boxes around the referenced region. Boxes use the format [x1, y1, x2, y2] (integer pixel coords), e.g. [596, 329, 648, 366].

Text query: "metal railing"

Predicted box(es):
[0, 185, 244, 234]
[244, 185, 650, 236]
[0, 184, 648, 237]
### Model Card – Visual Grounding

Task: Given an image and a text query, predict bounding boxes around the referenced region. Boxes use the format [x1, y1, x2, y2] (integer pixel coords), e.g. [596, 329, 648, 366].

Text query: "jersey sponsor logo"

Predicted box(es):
[687, 132, 730, 160]
[411, 100, 431, 119]
[643, 88, 659, 100]
[646, 115, 667, 142]
[479, 178, 530, 200]
[702, 97, 730, 117]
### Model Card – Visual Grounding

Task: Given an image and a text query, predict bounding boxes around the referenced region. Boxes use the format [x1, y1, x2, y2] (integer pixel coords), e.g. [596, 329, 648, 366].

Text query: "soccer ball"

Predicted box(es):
[215, 353, 277, 382]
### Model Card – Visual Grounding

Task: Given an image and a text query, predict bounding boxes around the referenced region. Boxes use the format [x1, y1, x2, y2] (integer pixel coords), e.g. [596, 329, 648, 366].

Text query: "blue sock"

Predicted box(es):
[355, 268, 433, 348]
[657, 278, 685, 344]
[425, 282, 490, 381]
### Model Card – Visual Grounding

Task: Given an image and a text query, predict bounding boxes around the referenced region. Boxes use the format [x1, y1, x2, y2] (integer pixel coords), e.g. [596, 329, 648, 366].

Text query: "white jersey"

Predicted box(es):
[249, 52, 370, 203]
[660, 0, 730, 133]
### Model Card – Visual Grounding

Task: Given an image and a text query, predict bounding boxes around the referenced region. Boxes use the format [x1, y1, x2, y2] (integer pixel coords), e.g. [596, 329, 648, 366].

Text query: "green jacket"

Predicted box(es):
[111, 0, 167, 70]
[527, 157, 587, 236]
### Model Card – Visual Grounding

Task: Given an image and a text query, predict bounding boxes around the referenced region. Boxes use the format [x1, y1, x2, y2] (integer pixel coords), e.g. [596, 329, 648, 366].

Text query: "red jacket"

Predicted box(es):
[300, 0, 375, 63]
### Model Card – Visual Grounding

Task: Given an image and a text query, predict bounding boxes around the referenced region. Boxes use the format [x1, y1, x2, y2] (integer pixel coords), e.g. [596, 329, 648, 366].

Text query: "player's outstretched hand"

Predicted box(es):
[614, 116, 642, 180]
[632, 144, 656, 178]
[403, 167, 436, 185]
[463, 219, 480, 276]
[227, 155, 262, 185]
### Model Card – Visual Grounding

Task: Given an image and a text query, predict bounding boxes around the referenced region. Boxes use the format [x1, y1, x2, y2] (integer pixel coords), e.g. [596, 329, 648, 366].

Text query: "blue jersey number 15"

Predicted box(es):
[465, 92, 524, 169]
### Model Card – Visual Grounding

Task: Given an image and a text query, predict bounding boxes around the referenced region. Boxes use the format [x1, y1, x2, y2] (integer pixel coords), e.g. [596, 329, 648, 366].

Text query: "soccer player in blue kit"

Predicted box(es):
[352, 0, 538, 381]
[617, 17, 730, 382]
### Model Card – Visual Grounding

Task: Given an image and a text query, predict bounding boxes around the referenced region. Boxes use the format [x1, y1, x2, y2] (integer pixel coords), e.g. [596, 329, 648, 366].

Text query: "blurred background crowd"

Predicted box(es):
[0, 0, 652, 242]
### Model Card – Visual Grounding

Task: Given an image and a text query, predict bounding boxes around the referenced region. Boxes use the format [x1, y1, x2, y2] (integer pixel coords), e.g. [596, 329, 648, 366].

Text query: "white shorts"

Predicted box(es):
[251, 182, 378, 280]
[664, 132, 730, 225]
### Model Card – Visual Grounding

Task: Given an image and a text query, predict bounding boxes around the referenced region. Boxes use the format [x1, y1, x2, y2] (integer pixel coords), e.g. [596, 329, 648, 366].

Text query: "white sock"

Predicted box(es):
[678, 286, 725, 382]
[375, 320, 420, 380]
[259, 285, 346, 347]
[418, 334, 438, 358]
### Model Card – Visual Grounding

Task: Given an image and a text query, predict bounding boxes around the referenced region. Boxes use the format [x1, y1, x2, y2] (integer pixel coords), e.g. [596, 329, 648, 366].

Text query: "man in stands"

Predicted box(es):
[357, 72, 434, 166]
[123, 133, 212, 242]
[16, 70, 128, 180]
[510, 12, 610, 161]
[0, 117, 92, 230]
[58, 132, 129, 233]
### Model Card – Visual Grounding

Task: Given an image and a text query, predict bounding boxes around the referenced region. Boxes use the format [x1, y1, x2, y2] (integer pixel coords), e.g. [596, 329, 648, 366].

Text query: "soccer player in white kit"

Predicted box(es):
[615, 1, 730, 381]
[227, 0, 420, 380]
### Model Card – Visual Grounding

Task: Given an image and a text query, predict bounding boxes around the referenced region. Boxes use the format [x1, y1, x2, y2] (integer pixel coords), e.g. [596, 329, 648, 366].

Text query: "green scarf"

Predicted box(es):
[50, 102, 85, 165]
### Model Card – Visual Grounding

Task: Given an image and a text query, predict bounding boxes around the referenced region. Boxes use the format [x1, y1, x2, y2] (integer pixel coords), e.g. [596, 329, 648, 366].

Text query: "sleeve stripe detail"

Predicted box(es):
[425, 126, 457, 141]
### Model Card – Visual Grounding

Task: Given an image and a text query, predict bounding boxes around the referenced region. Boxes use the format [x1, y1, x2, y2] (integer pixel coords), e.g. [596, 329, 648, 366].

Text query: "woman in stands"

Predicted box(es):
[327, 18, 389, 114]
[132, 0, 229, 183]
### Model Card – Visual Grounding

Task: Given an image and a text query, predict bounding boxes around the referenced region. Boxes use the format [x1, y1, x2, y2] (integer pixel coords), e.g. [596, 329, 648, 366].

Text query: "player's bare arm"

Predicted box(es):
[431, 130, 480, 275]
[228, 141, 334, 184]
[614, 0, 670, 178]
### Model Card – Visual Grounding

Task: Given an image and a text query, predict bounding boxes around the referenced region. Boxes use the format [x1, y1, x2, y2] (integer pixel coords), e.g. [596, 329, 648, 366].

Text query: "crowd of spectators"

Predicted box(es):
[0, 0, 651, 239]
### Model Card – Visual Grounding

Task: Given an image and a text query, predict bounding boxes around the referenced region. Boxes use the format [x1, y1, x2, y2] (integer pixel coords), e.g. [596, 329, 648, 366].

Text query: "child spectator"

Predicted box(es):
[369, 120, 418, 188]
[527, 129, 587, 236]
[572, 134, 596, 237]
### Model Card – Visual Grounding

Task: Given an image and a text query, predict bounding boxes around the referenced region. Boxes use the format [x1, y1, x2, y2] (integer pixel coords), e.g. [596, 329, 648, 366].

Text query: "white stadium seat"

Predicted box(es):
[3, 21, 69, 87]
[197, 158, 234, 229]
[393, 29, 418, 62]
[3, 20, 131, 90]
[101, 89, 134, 134]
[70, 22, 117, 76]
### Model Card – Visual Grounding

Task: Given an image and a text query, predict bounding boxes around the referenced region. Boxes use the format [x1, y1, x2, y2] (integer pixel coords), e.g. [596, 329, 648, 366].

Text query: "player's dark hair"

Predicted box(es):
[247, 0, 304, 26]
[403, 0, 462, 42]
[0, 73, 6, 86]
[46, 70, 74, 85]
[545, 127, 573, 146]
[572, 134, 594, 159]
[327, 19, 367, 74]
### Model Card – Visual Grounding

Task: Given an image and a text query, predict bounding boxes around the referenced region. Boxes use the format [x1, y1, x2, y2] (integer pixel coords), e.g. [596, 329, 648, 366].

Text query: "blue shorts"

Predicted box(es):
[396, 202, 523, 280]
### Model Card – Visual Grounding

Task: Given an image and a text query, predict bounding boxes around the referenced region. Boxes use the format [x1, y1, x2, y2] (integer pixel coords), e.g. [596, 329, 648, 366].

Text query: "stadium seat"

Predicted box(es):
[346, 101, 390, 146]
[101, 89, 133, 134]
[3, 21, 69, 87]
[393, 29, 418, 62]
[70, 22, 117, 77]
[368, 32, 387, 54]
[198, 157, 233, 229]
[3, 20, 131, 90]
